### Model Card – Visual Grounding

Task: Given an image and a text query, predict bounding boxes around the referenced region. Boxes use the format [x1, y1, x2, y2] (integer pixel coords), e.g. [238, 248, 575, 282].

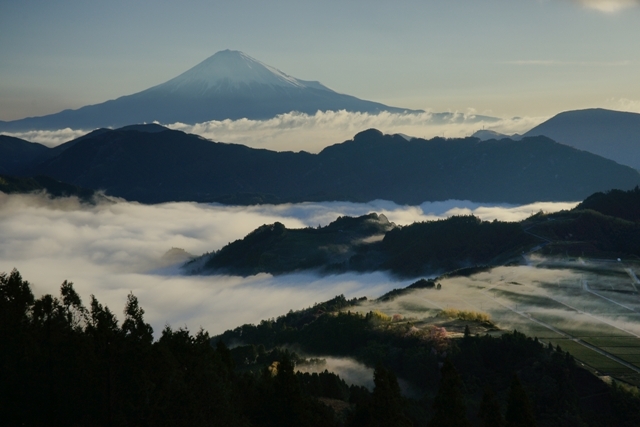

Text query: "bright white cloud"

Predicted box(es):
[164, 111, 546, 153]
[0, 193, 576, 336]
[574, 0, 640, 12]
[4, 111, 546, 153]
[3, 128, 88, 147]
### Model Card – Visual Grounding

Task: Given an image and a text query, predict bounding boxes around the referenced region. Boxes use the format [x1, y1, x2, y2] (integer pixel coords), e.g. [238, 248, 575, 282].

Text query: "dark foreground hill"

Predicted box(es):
[190, 188, 640, 277]
[524, 108, 640, 170]
[4, 269, 639, 426]
[12, 125, 640, 205]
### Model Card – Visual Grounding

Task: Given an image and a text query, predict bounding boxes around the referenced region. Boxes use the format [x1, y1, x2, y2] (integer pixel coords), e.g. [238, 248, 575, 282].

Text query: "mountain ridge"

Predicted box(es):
[523, 108, 640, 170]
[6, 125, 640, 205]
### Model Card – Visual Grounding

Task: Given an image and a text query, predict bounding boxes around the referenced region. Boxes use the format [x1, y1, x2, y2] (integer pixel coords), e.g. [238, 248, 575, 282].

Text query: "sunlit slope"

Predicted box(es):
[373, 261, 640, 387]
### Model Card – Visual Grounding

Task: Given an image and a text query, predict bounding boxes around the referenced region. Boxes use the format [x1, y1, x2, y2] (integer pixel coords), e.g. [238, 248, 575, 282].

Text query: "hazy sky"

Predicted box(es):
[1, 0, 640, 122]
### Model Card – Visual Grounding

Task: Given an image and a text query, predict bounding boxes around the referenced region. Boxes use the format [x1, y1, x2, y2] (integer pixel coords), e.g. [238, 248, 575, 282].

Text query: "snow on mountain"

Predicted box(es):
[0, 50, 419, 131]
[156, 50, 315, 93]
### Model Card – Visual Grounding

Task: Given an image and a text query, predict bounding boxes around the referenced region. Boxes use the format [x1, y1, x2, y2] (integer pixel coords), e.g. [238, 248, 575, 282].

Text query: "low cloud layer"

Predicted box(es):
[165, 111, 545, 153]
[353, 262, 640, 357]
[4, 111, 546, 153]
[4, 128, 89, 148]
[297, 357, 375, 390]
[0, 193, 576, 336]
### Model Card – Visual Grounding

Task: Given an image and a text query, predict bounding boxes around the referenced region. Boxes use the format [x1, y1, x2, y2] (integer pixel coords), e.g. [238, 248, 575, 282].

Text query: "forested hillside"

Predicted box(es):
[191, 188, 640, 278]
[3, 269, 640, 426]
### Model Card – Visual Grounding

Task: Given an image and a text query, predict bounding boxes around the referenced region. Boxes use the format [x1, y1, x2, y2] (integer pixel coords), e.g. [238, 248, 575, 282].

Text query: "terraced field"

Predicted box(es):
[367, 258, 640, 386]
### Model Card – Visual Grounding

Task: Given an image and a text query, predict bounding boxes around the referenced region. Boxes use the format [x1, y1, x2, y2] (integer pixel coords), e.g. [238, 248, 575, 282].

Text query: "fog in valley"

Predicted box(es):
[0, 191, 577, 336]
[355, 259, 640, 381]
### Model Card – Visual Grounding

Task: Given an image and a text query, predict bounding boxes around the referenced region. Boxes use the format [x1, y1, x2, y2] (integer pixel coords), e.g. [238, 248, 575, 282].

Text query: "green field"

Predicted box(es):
[428, 261, 640, 386]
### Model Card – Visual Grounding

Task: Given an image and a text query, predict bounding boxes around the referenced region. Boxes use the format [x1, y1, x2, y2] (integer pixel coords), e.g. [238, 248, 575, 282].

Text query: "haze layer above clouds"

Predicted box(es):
[0, 193, 576, 336]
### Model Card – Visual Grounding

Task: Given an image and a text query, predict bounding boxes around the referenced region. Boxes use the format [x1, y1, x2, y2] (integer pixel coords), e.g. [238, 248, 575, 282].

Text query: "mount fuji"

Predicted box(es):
[0, 50, 421, 132]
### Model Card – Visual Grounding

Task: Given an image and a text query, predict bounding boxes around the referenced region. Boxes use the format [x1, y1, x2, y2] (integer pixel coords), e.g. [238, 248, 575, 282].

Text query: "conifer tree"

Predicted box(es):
[478, 387, 505, 427]
[371, 365, 412, 427]
[428, 359, 471, 427]
[505, 375, 536, 427]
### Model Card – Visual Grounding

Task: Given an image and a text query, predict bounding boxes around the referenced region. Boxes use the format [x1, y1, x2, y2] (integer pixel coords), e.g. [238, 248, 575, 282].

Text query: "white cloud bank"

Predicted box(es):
[166, 111, 545, 153]
[4, 111, 546, 153]
[3, 128, 88, 148]
[0, 193, 576, 336]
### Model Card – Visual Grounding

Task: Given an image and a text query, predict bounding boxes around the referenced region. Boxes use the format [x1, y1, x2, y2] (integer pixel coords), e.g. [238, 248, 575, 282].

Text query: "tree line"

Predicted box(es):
[3, 269, 640, 426]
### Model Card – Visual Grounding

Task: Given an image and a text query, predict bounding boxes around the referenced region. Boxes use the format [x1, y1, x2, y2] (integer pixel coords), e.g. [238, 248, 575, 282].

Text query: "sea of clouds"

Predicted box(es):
[5, 110, 546, 152]
[0, 192, 577, 337]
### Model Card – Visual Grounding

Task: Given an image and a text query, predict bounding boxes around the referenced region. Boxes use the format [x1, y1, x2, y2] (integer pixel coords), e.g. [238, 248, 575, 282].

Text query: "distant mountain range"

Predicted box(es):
[471, 129, 522, 141]
[472, 109, 640, 171]
[523, 108, 640, 170]
[0, 50, 421, 132]
[3, 125, 639, 205]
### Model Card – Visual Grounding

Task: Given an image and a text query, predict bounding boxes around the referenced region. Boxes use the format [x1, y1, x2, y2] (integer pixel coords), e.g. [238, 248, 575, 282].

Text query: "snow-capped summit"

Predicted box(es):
[0, 50, 421, 131]
[159, 50, 314, 92]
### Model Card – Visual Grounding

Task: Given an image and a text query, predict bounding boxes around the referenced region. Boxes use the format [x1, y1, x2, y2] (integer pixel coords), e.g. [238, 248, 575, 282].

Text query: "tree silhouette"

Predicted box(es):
[348, 365, 411, 427]
[478, 387, 505, 427]
[505, 375, 536, 427]
[428, 359, 471, 427]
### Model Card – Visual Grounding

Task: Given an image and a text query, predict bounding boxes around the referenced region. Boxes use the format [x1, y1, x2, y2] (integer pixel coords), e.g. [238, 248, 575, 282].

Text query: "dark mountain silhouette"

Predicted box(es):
[575, 187, 640, 222]
[190, 188, 640, 278]
[14, 125, 640, 205]
[523, 108, 640, 170]
[187, 213, 396, 276]
[0, 174, 95, 201]
[0, 50, 420, 132]
[471, 129, 522, 141]
[0, 135, 52, 175]
[186, 213, 534, 278]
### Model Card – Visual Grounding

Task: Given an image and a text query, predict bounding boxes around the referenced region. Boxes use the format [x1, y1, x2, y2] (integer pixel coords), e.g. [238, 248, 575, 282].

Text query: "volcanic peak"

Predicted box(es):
[156, 49, 326, 93]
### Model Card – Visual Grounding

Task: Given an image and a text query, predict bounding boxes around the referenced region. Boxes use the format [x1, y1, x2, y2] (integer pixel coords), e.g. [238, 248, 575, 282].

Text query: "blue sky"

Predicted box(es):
[1, 0, 639, 121]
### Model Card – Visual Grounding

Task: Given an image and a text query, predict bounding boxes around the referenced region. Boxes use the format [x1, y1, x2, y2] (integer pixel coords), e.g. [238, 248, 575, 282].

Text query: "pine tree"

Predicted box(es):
[428, 359, 471, 427]
[371, 365, 412, 427]
[505, 375, 536, 427]
[478, 387, 505, 427]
